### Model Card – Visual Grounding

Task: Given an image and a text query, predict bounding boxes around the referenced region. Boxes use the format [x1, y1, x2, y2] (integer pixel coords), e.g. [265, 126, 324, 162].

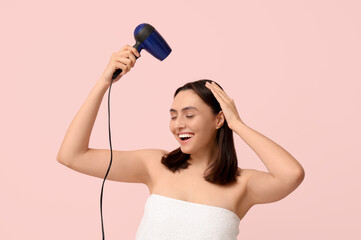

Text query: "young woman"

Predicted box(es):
[57, 45, 305, 239]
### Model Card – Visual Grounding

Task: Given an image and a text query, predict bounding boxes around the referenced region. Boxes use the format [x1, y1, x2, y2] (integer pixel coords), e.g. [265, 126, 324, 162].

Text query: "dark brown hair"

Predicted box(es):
[161, 79, 240, 185]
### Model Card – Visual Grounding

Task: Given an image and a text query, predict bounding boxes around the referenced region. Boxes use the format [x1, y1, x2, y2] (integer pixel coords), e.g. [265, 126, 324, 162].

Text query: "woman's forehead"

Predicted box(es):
[171, 90, 202, 109]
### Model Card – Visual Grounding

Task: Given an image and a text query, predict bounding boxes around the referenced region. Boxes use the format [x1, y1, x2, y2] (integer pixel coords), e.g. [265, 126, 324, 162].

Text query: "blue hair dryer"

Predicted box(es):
[112, 23, 172, 79]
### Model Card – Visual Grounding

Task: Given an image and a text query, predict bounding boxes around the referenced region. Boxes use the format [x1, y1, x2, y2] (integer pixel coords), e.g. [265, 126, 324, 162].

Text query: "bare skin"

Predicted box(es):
[57, 44, 305, 222]
[145, 151, 253, 221]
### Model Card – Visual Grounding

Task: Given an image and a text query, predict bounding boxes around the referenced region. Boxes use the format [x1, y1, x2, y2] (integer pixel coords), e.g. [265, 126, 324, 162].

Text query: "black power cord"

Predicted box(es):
[99, 53, 138, 240]
[100, 76, 115, 240]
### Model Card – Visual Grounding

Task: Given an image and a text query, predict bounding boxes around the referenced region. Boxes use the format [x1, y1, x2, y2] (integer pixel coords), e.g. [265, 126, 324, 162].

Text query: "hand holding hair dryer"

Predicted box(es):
[112, 23, 172, 79]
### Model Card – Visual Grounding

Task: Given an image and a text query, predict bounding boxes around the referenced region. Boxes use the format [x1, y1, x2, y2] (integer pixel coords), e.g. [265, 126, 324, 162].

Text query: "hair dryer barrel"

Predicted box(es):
[112, 23, 172, 80]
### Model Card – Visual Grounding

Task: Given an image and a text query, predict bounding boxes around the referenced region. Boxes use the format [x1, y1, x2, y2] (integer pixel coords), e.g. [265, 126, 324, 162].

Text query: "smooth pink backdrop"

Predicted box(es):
[1, 0, 360, 239]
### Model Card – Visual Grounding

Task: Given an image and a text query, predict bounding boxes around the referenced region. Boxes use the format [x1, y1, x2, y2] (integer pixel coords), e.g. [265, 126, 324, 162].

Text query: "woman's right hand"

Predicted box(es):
[100, 45, 140, 86]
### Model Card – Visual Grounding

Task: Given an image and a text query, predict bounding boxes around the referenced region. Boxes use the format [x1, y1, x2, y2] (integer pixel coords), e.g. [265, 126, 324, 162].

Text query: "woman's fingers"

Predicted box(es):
[123, 44, 140, 58]
[206, 82, 225, 105]
[100, 45, 140, 85]
[114, 60, 127, 76]
[128, 45, 140, 58]
[115, 59, 130, 76]
[116, 45, 140, 58]
[209, 82, 232, 103]
[127, 51, 136, 67]
[113, 52, 136, 74]
[114, 48, 137, 68]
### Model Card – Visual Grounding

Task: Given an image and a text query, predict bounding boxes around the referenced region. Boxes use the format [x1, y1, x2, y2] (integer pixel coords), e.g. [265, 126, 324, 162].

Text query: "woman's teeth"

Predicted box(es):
[179, 133, 194, 140]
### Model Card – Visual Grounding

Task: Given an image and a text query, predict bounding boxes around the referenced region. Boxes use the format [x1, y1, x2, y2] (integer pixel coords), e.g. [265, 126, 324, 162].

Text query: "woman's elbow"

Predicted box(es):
[56, 151, 71, 166]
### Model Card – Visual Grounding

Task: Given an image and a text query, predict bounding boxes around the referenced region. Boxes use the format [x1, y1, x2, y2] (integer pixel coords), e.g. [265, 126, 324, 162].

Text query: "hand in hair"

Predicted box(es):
[205, 81, 243, 130]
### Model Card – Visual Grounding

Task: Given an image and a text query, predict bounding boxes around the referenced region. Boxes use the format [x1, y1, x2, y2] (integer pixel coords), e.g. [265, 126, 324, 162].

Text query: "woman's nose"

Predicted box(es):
[174, 117, 185, 128]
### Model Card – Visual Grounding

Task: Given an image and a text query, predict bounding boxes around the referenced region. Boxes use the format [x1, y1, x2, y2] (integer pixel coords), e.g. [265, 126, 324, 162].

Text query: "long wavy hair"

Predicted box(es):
[161, 79, 240, 185]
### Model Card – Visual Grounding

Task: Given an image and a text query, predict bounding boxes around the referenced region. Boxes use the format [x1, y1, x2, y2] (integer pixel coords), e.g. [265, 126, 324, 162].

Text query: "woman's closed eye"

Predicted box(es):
[171, 116, 194, 120]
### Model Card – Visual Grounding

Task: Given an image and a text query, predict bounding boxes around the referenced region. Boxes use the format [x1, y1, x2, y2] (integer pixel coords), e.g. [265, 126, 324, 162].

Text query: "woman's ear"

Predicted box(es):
[216, 111, 225, 129]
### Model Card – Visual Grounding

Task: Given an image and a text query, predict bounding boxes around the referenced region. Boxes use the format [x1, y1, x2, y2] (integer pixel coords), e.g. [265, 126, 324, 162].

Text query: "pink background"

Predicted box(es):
[1, 0, 360, 239]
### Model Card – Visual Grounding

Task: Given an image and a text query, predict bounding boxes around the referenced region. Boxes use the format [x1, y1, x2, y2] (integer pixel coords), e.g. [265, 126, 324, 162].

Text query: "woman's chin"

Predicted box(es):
[180, 146, 192, 154]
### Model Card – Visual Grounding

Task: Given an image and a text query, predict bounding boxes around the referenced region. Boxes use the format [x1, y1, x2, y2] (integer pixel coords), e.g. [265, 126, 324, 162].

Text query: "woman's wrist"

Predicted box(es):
[95, 77, 111, 92]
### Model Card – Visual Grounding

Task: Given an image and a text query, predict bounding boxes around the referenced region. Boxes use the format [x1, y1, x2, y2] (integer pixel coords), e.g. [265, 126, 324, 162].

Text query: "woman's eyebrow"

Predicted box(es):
[169, 106, 199, 112]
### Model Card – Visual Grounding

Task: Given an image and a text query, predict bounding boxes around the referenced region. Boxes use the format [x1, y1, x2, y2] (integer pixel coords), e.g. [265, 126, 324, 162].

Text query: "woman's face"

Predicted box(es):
[169, 90, 219, 154]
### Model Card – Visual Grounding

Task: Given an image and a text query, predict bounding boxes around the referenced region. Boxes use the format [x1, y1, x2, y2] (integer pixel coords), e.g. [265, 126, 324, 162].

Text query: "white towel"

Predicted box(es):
[136, 194, 240, 240]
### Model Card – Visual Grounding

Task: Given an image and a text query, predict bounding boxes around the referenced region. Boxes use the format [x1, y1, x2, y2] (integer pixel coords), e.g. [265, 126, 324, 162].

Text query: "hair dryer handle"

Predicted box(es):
[112, 43, 141, 80]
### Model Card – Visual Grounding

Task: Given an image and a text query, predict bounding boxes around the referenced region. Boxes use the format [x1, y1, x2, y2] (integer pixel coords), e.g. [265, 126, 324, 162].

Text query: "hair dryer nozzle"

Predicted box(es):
[133, 23, 172, 61]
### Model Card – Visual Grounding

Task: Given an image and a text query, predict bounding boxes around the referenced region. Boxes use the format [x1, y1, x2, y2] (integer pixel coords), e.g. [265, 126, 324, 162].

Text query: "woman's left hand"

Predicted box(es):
[205, 81, 244, 130]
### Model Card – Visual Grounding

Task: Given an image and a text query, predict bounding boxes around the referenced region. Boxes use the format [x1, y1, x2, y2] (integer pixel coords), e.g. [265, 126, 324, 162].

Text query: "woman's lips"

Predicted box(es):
[179, 134, 194, 144]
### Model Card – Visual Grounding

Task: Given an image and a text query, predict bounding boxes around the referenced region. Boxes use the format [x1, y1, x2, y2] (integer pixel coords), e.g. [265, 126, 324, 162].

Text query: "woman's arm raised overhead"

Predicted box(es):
[56, 45, 163, 185]
[205, 81, 305, 205]
[233, 121, 305, 205]
[60, 147, 165, 184]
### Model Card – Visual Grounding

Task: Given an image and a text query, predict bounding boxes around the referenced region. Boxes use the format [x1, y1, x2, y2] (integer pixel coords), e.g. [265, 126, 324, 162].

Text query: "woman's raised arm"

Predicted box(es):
[55, 45, 161, 185]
